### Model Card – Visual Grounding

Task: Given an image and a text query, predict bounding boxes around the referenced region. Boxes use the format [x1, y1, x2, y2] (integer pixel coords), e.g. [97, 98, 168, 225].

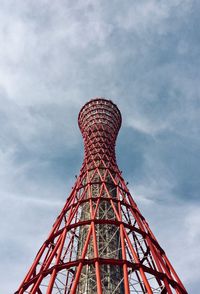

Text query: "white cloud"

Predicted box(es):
[185, 206, 200, 244]
[0, 190, 64, 293]
[131, 183, 200, 291]
[115, 0, 192, 34]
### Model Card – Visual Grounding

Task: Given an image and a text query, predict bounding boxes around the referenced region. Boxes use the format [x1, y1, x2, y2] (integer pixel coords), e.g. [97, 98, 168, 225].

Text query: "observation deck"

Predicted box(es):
[78, 98, 122, 163]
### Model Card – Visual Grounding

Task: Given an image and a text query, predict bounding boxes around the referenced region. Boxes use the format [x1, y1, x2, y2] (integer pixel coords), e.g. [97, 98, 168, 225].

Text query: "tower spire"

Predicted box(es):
[16, 98, 187, 294]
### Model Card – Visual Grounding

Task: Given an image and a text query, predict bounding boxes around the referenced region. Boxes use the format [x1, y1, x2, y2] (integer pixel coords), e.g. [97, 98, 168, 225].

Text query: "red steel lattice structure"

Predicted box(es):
[16, 98, 187, 294]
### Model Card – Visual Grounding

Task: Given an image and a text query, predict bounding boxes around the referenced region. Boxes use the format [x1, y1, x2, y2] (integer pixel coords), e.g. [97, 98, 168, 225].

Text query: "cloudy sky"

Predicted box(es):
[0, 1, 199, 293]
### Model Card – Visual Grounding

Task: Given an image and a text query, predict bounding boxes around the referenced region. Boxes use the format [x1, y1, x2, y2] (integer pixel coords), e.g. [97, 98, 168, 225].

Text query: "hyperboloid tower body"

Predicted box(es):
[16, 98, 187, 294]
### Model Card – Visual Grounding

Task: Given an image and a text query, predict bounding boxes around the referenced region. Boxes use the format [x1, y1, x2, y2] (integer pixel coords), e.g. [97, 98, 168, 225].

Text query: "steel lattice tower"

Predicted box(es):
[16, 98, 187, 294]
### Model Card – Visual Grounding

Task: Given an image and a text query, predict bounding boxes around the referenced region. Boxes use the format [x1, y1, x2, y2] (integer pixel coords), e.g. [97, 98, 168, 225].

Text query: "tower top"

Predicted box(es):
[78, 98, 122, 163]
[78, 97, 122, 138]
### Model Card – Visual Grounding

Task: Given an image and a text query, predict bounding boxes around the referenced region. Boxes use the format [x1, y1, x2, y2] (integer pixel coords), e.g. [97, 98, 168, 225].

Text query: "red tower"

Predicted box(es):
[16, 98, 187, 294]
